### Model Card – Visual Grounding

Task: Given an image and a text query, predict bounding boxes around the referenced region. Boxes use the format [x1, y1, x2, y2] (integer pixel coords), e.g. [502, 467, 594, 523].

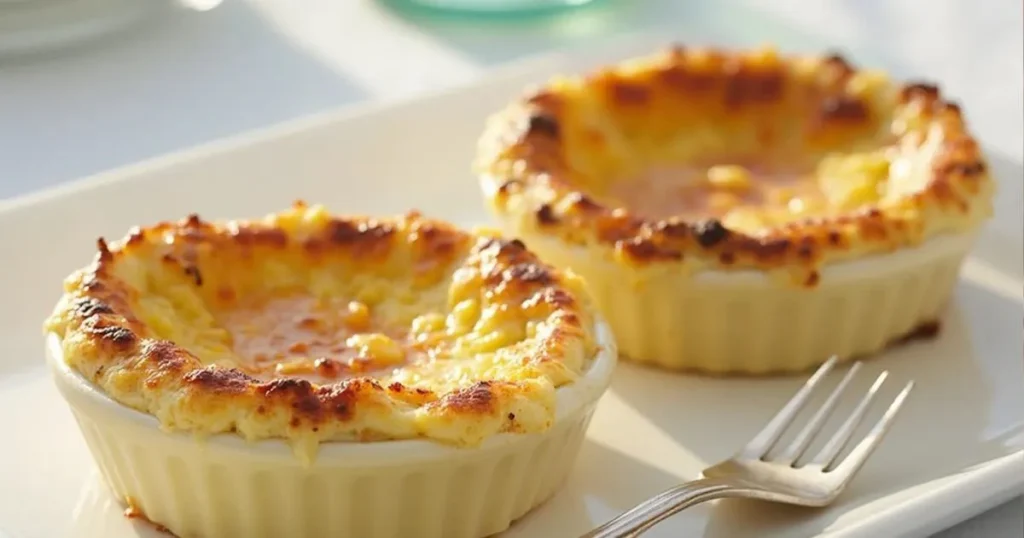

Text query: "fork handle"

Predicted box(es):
[579, 477, 739, 538]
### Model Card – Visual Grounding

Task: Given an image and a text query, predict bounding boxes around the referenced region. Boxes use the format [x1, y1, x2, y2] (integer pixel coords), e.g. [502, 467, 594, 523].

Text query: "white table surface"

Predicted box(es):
[0, 0, 1021, 536]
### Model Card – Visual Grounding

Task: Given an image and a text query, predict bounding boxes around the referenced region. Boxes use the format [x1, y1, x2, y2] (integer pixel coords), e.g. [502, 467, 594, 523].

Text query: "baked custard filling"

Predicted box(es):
[211, 294, 427, 384]
[44, 204, 599, 450]
[606, 159, 825, 222]
[600, 146, 902, 233]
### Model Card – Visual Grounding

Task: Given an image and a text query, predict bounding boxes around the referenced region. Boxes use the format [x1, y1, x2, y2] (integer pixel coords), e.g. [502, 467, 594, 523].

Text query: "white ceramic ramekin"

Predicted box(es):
[46, 320, 617, 538]
[511, 229, 977, 374]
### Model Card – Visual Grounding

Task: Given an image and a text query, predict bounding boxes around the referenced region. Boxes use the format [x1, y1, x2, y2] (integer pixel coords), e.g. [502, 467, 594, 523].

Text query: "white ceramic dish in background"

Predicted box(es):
[0, 0, 169, 57]
[0, 39, 1021, 538]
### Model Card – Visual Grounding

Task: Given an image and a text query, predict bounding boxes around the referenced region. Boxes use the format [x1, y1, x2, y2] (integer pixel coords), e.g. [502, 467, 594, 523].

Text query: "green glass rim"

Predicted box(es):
[378, 0, 607, 20]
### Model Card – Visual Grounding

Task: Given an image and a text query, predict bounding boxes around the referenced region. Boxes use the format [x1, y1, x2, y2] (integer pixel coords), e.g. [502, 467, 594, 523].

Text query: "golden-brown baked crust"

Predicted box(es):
[477, 45, 994, 285]
[44, 203, 598, 451]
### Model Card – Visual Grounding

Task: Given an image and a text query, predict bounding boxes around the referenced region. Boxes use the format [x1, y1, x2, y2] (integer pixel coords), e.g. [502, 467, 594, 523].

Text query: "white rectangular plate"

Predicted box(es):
[1, 36, 1021, 538]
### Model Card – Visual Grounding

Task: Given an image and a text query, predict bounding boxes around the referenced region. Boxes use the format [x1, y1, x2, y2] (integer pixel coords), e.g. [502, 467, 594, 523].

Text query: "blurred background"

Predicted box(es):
[0, 0, 1021, 202]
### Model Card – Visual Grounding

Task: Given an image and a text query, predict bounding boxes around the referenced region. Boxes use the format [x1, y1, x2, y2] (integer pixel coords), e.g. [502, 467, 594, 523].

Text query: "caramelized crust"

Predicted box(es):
[44, 203, 598, 454]
[477, 45, 994, 284]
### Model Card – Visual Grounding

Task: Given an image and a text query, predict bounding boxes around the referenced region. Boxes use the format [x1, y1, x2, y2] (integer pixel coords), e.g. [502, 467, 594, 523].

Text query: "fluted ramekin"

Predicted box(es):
[507, 229, 976, 374]
[46, 320, 617, 538]
[474, 45, 994, 375]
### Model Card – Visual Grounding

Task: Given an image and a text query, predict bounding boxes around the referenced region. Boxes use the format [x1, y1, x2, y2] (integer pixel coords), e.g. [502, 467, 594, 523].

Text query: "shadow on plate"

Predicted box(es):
[500, 439, 692, 536]
[71, 470, 161, 538]
[607, 277, 1022, 537]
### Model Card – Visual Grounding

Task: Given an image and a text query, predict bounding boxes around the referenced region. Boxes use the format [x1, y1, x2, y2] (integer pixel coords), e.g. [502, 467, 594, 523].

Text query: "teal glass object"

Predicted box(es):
[384, 0, 603, 18]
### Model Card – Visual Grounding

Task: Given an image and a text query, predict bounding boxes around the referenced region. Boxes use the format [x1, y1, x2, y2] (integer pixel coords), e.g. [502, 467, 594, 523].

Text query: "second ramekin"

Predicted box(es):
[46, 320, 617, 538]
[504, 228, 977, 374]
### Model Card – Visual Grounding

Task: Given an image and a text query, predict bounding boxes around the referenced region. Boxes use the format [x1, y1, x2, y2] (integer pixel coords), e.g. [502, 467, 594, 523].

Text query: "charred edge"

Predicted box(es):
[536, 204, 558, 225]
[258, 378, 321, 416]
[524, 287, 576, 311]
[796, 237, 816, 260]
[596, 219, 644, 243]
[940, 160, 986, 177]
[313, 358, 344, 379]
[96, 238, 112, 262]
[525, 89, 563, 110]
[141, 340, 185, 366]
[653, 219, 691, 238]
[820, 96, 869, 122]
[73, 297, 114, 318]
[89, 323, 137, 349]
[125, 228, 146, 247]
[658, 58, 717, 92]
[567, 192, 602, 212]
[823, 53, 856, 75]
[182, 366, 255, 394]
[477, 237, 528, 259]
[503, 262, 555, 287]
[754, 238, 792, 258]
[444, 381, 495, 414]
[943, 136, 979, 153]
[496, 179, 523, 196]
[559, 312, 580, 328]
[723, 69, 784, 106]
[326, 219, 394, 245]
[81, 274, 107, 293]
[526, 113, 560, 139]
[899, 82, 940, 103]
[185, 214, 203, 227]
[609, 80, 652, 105]
[411, 222, 462, 248]
[231, 227, 288, 247]
[315, 384, 357, 419]
[693, 220, 730, 248]
[184, 266, 203, 287]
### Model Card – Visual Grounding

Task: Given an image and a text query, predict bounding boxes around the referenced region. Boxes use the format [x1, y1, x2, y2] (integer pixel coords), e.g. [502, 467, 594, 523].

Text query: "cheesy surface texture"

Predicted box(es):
[44, 204, 598, 452]
[477, 45, 994, 284]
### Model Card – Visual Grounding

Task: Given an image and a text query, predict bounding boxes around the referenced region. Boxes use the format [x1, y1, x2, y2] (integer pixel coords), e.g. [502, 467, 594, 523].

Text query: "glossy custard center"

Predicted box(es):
[606, 160, 828, 223]
[215, 295, 424, 383]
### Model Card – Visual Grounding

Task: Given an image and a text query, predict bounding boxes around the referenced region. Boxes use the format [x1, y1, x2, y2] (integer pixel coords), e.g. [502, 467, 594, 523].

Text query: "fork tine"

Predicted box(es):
[830, 381, 915, 475]
[776, 361, 862, 465]
[809, 370, 889, 468]
[742, 355, 838, 459]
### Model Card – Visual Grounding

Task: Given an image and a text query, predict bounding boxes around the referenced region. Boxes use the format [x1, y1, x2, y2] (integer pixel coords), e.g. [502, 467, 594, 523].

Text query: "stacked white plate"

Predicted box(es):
[0, 0, 163, 56]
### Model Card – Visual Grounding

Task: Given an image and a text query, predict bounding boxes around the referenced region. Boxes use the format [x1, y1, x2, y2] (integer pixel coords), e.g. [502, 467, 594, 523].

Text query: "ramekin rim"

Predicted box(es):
[518, 226, 979, 285]
[45, 317, 617, 462]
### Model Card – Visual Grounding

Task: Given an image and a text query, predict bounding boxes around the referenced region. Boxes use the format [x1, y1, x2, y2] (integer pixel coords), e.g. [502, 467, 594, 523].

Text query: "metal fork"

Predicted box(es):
[581, 356, 914, 538]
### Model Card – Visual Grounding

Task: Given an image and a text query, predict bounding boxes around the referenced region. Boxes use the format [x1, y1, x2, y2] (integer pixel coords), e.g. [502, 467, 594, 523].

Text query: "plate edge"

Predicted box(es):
[826, 450, 1024, 538]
